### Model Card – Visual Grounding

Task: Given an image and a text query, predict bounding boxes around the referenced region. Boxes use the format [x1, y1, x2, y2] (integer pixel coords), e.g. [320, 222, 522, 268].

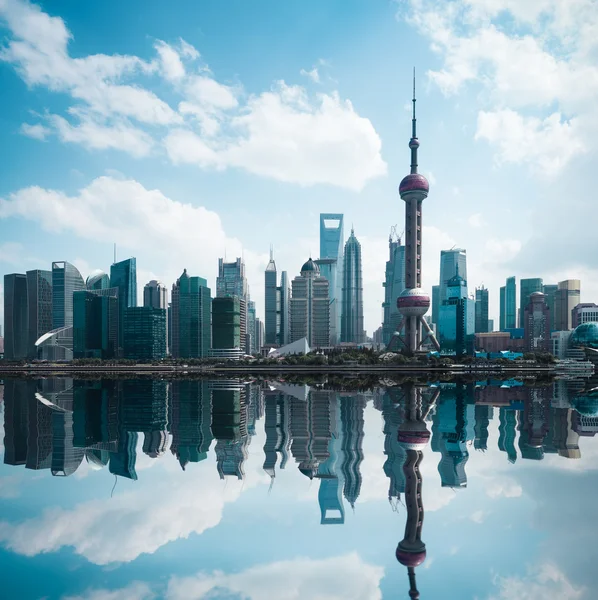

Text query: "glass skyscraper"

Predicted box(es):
[382, 231, 406, 345]
[505, 276, 516, 330]
[52, 261, 85, 329]
[519, 278, 543, 328]
[110, 258, 137, 352]
[86, 271, 110, 291]
[73, 289, 119, 359]
[279, 270, 290, 346]
[319, 214, 344, 345]
[438, 271, 475, 354]
[123, 307, 167, 360]
[439, 249, 467, 305]
[265, 250, 278, 346]
[474, 286, 489, 333]
[553, 280, 581, 331]
[26, 269, 53, 358]
[341, 229, 365, 343]
[3, 273, 28, 360]
[171, 269, 211, 358]
[212, 296, 241, 350]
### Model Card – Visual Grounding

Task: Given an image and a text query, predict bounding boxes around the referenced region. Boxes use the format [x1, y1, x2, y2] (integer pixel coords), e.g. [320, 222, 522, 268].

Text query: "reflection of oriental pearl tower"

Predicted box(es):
[396, 71, 440, 353]
[396, 384, 438, 599]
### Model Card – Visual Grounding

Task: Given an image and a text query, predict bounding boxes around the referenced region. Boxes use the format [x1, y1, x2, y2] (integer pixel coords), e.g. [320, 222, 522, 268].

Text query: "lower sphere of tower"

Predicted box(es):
[396, 548, 427, 567]
[399, 173, 429, 196]
[397, 288, 430, 317]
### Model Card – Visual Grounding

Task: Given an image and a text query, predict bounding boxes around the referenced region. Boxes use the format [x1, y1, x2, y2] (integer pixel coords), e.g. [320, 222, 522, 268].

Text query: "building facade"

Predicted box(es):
[212, 296, 242, 358]
[123, 307, 167, 360]
[524, 292, 551, 352]
[438, 272, 475, 354]
[572, 303, 598, 329]
[264, 249, 278, 346]
[171, 269, 211, 359]
[319, 213, 344, 345]
[144, 280, 168, 309]
[553, 279, 581, 331]
[341, 229, 365, 343]
[439, 249, 467, 309]
[52, 261, 85, 329]
[26, 269, 53, 358]
[3, 273, 28, 360]
[382, 229, 405, 344]
[475, 285, 489, 333]
[519, 278, 543, 328]
[279, 270, 290, 346]
[86, 271, 110, 291]
[73, 289, 119, 359]
[290, 259, 330, 348]
[110, 258, 137, 353]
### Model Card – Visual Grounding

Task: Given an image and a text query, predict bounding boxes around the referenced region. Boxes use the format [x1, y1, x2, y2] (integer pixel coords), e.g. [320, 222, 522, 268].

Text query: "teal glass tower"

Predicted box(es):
[320, 214, 344, 345]
[52, 261, 85, 329]
[26, 269, 53, 358]
[382, 228, 406, 344]
[212, 296, 241, 350]
[73, 290, 119, 359]
[123, 307, 167, 360]
[341, 228, 365, 343]
[171, 269, 211, 358]
[110, 257, 137, 353]
[519, 278, 543, 328]
[264, 249, 278, 345]
[3, 273, 28, 360]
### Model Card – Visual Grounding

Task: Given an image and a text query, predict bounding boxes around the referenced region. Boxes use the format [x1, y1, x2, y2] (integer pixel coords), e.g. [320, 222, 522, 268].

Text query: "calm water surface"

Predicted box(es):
[1, 377, 597, 599]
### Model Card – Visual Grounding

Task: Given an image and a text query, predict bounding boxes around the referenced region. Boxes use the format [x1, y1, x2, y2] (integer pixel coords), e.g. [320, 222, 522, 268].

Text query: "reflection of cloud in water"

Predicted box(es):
[488, 562, 585, 600]
[166, 553, 384, 600]
[63, 581, 155, 600]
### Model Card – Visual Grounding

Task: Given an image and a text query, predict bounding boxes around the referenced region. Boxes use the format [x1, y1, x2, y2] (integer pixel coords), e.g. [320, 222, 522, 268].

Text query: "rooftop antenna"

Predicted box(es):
[113, 243, 116, 264]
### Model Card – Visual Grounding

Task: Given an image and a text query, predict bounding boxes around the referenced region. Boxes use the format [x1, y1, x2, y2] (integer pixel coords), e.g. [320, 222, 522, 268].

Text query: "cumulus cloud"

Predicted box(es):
[62, 582, 155, 600]
[403, 0, 598, 175]
[0, 175, 268, 310]
[300, 66, 321, 83]
[166, 553, 384, 600]
[0, 0, 386, 190]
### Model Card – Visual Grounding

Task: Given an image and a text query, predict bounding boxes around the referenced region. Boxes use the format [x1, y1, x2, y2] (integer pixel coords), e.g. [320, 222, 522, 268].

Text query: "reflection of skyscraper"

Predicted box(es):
[263, 390, 291, 479]
[72, 381, 119, 451]
[26, 395, 54, 470]
[290, 390, 332, 479]
[51, 410, 84, 476]
[109, 431, 138, 480]
[378, 389, 406, 502]
[519, 388, 550, 460]
[474, 405, 493, 451]
[3, 380, 32, 465]
[170, 381, 213, 469]
[396, 384, 437, 600]
[498, 408, 518, 463]
[340, 394, 366, 507]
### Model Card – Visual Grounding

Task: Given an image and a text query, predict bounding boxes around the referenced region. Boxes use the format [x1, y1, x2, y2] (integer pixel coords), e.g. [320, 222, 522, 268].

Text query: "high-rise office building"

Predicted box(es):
[86, 270, 110, 291]
[290, 258, 330, 348]
[542, 283, 558, 330]
[431, 285, 440, 328]
[73, 289, 119, 359]
[3, 273, 28, 360]
[144, 280, 168, 309]
[519, 278, 543, 327]
[438, 269, 475, 354]
[123, 307, 167, 360]
[475, 285, 489, 333]
[572, 303, 598, 328]
[279, 271, 290, 346]
[52, 261, 85, 329]
[499, 286, 506, 331]
[255, 318, 264, 351]
[341, 229, 365, 343]
[264, 249, 278, 346]
[524, 292, 551, 352]
[212, 296, 242, 358]
[319, 214, 344, 345]
[171, 269, 211, 358]
[395, 77, 439, 352]
[217, 257, 249, 352]
[26, 270, 53, 358]
[503, 276, 517, 330]
[382, 229, 406, 344]
[439, 249, 467, 309]
[247, 300, 257, 354]
[110, 258, 137, 353]
[554, 280, 581, 331]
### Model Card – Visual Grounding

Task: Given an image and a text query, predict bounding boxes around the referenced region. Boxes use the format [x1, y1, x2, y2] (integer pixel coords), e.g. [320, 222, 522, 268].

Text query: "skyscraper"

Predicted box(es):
[319, 214, 344, 345]
[247, 300, 257, 353]
[341, 228, 365, 343]
[3, 273, 28, 360]
[86, 271, 110, 291]
[123, 307, 167, 360]
[144, 280, 168, 309]
[264, 249, 278, 346]
[438, 269, 475, 354]
[110, 257, 137, 355]
[382, 228, 406, 344]
[395, 75, 440, 352]
[519, 278, 543, 328]
[52, 261, 85, 329]
[439, 249, 467, 308]
[554, 279, 581, 331]
[431, 284, 440, 328]
[475, 285, 489, 333]
[26, 270, 53, 358]
[542, 283, 558, 330]
[211, 296, 242, 358]
[499, 286, 506, 331]
[290, 258, 330, 348]
[524, 292, 551, 352]
[505, 276, 517, 330]
[217, 258, 249, 352]
[171, 269, 211, 358]
[73, 289, 119, 359]
[279, 270, 290, 346]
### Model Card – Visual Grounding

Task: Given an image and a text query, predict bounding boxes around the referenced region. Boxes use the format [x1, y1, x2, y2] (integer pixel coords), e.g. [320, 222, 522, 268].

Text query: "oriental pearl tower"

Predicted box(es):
[395, 71, 440, 353]
[396, 384, 439, 599]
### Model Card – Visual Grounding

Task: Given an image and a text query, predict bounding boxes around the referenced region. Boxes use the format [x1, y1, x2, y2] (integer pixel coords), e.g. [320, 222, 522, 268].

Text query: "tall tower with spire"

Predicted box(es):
[393, 71, 440, 353]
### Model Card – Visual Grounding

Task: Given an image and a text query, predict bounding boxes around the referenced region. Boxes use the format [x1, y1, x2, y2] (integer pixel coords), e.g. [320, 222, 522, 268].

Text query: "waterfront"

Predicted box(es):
[1, 377, 597, 599]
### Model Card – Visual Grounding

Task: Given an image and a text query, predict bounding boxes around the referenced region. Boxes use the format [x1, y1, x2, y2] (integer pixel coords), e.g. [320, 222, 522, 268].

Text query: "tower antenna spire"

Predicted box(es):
[410, 67, 419, 174]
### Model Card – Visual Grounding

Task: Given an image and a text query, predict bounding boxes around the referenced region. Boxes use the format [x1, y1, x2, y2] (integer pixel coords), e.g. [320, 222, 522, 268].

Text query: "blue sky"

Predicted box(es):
[1, 0, 597, 333]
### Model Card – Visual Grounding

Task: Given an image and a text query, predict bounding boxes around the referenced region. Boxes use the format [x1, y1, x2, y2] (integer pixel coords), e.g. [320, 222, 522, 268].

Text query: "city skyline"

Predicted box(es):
[1, 0, 597, 338]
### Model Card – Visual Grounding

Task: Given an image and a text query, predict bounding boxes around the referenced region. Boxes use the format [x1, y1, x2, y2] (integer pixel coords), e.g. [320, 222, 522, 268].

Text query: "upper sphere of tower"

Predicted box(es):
[399, 173, 429, 196]
[409, 137, 420, 149]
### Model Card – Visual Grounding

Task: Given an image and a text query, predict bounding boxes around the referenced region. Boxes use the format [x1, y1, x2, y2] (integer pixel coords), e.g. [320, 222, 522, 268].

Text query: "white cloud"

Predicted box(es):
[166, 553, 384, 600]
[468, 213, 485, 228]
[300, 66, 321, 83]
[0, 0, 385, 190]
[403, 0, 598, 175]
[470, 509, 488, 523]
[62, 582, 155, 600]
[484, 238, 522, 263]
[488, 562, 585, 600]
[20, 122, 51, 140]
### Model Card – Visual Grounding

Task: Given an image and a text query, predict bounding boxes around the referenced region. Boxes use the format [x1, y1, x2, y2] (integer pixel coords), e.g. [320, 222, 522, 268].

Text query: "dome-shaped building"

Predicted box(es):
[572, 388, 598, 417]
[300, 258, 320, 276]
[570, 322, 598, 349]
[86, 270, 110, 291]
